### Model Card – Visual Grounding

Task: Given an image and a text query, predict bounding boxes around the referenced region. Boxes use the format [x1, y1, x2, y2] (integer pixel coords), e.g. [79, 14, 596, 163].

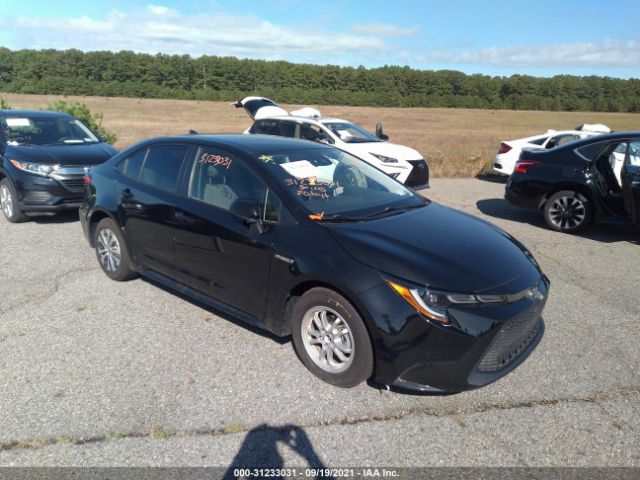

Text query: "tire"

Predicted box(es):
[291, 287, 373, 388]
[94, 218, 138, 281]
[0, 178, 28, 223]
[543, 190, 593, 233]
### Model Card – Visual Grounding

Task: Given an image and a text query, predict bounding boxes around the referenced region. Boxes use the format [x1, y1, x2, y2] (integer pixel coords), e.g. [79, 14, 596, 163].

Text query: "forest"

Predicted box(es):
[1, 48, 639, 112]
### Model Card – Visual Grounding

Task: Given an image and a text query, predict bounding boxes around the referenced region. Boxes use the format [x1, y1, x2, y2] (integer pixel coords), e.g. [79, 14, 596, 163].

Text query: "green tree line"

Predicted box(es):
[1, 48, 639, 112]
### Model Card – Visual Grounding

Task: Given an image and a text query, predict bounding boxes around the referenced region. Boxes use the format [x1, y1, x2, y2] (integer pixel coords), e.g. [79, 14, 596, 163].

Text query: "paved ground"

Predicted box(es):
[0, 178, 638, 467]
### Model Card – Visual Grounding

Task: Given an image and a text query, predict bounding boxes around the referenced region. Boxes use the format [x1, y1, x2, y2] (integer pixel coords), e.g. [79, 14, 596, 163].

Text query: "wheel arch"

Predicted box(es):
[538, 183, 594, 210]
[283, 278, 379, 347]
[87, 209, 119, 248]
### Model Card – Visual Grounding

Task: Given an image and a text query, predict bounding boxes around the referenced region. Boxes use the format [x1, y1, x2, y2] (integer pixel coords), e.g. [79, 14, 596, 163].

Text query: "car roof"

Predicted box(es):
[0, 109, 75, 119]
[550, 130, 640, 151]
[137, 133, 330, 156]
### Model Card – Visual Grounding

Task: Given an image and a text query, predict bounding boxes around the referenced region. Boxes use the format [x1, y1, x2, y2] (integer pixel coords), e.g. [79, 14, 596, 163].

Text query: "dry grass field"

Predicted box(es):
[2, 92, 638, 177]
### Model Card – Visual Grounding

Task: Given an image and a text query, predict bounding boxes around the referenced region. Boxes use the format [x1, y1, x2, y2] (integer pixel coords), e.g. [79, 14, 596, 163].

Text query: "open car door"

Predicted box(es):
[231, 96, 289, 120]
[620, 139, 640, 226]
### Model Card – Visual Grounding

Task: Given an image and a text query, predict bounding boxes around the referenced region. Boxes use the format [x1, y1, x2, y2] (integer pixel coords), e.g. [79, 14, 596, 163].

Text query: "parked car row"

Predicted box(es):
[503, 131, 640, 233]
[1, 106, 550, 394]
[234, 97, 430, 190]
[492, 124, 611, 177]
[0, 110, 117, 222]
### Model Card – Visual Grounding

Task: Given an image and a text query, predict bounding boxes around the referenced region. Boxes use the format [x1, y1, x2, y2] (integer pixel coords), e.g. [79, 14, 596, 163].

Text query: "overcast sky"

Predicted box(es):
[0, 0, 638, 78]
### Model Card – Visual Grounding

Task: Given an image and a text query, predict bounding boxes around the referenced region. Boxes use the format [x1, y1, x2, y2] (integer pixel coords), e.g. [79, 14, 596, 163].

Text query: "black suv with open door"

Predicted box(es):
[505, 132, 640, 233]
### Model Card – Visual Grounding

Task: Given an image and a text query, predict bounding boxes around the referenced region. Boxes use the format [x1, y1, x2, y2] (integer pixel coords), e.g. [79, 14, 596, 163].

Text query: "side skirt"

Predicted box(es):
[138, 267, 276, 335]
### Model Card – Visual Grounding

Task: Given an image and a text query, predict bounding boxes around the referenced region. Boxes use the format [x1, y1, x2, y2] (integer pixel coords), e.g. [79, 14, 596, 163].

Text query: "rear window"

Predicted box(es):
[529, 137, 548, 146]
[139, 144, 189, 192]
[117, 148, 147, 179]
[576, 141, 608, 161]
[252, 120, 281, 136]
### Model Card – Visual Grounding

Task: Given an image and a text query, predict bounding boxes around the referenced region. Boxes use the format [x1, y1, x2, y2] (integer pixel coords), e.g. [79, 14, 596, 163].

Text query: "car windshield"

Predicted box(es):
[323, 122, 381, 144]
[257, 147, 426, 220]
[0, 116, 99, 146]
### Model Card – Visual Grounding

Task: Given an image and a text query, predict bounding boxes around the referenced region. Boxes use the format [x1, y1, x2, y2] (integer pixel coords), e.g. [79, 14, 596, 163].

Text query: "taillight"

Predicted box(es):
[498, 142, 512, 154]
[514, 159, 541, 174]
[82, 174, 92, 185]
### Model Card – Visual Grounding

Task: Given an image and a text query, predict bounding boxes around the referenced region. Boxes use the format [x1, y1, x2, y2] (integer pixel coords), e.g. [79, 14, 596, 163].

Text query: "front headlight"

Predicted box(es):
[370, 153, 398, 164]
[386, 279, 545, 324]
[10, 159, 58, 177]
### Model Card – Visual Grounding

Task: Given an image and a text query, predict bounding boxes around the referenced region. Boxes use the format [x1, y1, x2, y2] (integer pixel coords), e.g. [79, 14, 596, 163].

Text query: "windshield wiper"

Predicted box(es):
[320, 213, 367, 223]
[363, 202, 426, 219]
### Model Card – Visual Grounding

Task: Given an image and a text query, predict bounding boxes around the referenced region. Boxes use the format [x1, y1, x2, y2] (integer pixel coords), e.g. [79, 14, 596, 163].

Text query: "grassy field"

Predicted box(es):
[2, 92, 638, 177]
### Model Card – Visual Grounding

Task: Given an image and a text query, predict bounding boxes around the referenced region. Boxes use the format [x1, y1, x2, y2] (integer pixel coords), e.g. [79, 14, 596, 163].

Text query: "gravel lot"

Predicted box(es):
[0, 177, 638, 467]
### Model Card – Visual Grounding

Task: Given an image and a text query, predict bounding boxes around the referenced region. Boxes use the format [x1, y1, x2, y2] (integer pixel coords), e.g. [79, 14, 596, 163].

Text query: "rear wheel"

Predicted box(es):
[291, 287, 373, 388]
[543, 190, 593, 233]
[0, 179, 27, 223]
[94, 218, 138, 281]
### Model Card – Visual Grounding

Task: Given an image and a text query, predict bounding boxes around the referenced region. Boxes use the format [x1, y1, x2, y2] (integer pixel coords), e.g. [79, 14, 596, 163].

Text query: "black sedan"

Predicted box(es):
[80, 134, 548, 393]
[0, 110, 117, 222]
[505, 131, 640, 233]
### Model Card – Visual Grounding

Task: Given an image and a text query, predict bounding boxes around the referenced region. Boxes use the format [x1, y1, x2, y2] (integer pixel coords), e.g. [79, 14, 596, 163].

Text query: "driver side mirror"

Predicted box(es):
[375, 121, 389, 141]
[230, 198, 264, 233]
[97, 134, 107, 143]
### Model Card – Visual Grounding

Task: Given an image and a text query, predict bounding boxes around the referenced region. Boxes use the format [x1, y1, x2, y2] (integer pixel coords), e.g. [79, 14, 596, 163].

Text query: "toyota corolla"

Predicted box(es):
[80, 134, 548, 393]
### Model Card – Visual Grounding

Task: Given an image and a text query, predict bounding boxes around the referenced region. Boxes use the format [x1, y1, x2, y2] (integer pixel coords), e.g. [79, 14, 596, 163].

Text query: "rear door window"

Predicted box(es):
[279, 121, 297, 138]
[139, 144, 190, 193]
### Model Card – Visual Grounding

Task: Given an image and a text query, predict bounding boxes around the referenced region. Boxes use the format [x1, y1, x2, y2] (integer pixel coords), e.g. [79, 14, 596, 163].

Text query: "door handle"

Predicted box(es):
[174, 210, 195, 224]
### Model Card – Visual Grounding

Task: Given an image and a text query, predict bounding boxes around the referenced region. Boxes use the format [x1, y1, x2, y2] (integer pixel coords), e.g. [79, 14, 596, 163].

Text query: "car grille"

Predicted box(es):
[60, 178, 85, 193]
[476, 303, 543, 373]
[405, 159, 429, 187]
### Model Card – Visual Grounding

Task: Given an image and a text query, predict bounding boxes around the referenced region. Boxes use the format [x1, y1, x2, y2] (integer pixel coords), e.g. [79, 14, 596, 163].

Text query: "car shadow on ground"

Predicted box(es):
[140, 276, 291, 345]
[477, 198, 639, 245]
[31, 210, 79, 224]
[223, 424, 326, 476]
[476, 174, 508, 184]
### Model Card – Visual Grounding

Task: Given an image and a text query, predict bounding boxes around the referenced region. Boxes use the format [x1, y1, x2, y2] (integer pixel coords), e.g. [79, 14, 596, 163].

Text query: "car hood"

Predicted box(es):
[343, 141, 423, 161]
[5, 143, 117, 166]
[326, 203, 540, 294]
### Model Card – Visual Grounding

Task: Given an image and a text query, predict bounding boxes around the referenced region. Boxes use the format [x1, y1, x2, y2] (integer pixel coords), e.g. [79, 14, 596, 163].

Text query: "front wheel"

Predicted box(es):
[94, 218, 138, 281]
[291, 288, 373, 388]
[0, 179, 27, 223]
[543, 190, 593, 233]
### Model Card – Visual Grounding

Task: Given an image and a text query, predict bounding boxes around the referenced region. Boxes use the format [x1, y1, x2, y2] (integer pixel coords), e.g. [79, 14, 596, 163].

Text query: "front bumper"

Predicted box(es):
[10, 168, 85, 216]
[360, 276, 549, 393]
[405, 159, 430, 189]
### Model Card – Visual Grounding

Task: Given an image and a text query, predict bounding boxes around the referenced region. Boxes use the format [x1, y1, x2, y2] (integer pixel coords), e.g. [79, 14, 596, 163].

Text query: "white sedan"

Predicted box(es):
[233, 97, 430, 189]
[493, 124, 611, 176]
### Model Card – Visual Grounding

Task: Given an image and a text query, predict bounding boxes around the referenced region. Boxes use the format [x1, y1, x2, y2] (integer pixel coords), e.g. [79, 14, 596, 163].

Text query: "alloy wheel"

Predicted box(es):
[301, 306, 355, 373]
[0, 185, 14, 219]
[97, 228, 122, 273]
[548, 195, 586, 230]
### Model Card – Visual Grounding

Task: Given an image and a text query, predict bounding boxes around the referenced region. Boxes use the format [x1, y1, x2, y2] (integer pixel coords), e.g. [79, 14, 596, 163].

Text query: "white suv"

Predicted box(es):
[234, 97, 429, 189]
